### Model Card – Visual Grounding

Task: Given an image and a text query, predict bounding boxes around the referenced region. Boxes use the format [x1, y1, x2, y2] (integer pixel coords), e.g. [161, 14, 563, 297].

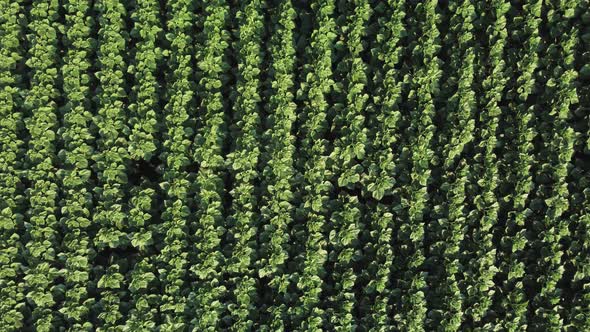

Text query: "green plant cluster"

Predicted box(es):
[0, 0, 589, 331]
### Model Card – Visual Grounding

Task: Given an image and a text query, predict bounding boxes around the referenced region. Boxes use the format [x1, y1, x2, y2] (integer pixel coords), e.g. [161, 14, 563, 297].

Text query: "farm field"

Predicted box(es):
[0, 0, 589, 330]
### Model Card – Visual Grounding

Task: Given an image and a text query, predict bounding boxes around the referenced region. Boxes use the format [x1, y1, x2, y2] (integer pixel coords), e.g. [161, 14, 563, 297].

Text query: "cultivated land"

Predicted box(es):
[0, 0, 589, 330]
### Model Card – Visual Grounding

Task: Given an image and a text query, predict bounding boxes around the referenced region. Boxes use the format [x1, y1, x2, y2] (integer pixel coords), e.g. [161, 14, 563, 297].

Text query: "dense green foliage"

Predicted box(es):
[0, 0, 589, 330]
